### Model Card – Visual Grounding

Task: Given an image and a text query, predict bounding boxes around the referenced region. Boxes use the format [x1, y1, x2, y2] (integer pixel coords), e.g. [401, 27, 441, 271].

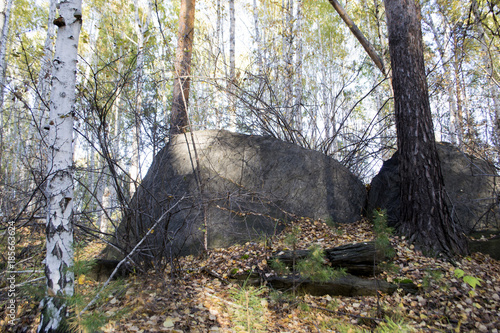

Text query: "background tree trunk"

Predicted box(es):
[423, 13, 460, 146]
[328, 0, 385, 75]
[228, 0, 236, 131]
[129, 0, 152, 196]
[170, 0, 196, 137]
[294, 0, 303, 133]
[383, 0, 468, 256]
[0, 0, 12, 109]
[471, 0, 500, 162]
[38, 0, 82, 331]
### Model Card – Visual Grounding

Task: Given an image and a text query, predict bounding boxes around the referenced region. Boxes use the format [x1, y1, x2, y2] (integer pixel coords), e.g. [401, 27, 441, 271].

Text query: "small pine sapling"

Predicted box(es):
[296, 244, 346, 283]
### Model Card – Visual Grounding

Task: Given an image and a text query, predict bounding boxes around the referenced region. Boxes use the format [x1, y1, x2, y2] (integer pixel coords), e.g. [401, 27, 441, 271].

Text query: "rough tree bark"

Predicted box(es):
[38, 0, 82, 331]
[383, 0, 468, 256]
[170, 0, 196, 137]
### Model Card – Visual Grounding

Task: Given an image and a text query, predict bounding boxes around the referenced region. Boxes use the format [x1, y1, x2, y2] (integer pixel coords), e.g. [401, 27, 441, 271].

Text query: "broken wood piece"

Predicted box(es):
[264, 274, 397, 297]
[271, 241, 394, 276]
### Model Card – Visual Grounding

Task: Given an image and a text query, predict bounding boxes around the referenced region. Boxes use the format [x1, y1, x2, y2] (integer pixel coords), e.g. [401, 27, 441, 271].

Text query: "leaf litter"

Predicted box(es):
[1, 219, 499, 332]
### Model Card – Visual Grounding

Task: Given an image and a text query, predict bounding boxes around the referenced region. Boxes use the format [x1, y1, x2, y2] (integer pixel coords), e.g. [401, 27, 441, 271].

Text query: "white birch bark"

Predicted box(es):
[34, 0, 58, 128]
[98, 184, 111, 234]
[0, 0, 12, 108]
[253, 0, 262, 81]
[294, 0, 303, 133]
[284, 0, 293, 127]
[216, 0, 221, 48]
[38, 0, 82, 331]
[213, 0, 222, 128]
[424, 13, 460, 145]
[252, 0, 263, 133]
[472, 0, 500, 158]
[30, 0, 57, 178]
[129, 0, 152, 196]
[228, 0, 236, 131]
[95, 161, 110, 235]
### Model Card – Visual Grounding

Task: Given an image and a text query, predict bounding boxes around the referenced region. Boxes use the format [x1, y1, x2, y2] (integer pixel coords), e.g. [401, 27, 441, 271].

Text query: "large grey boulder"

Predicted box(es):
[367, 142, 500, 233]
[112, 130, 366, 259]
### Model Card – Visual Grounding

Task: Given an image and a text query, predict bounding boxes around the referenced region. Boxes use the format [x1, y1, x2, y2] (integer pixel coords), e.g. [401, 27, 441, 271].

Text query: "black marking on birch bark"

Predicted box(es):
[74, 9, 82, 20]
[46, 265, 54, 290]
[56, 223, 68, 233]
[52, 243, 63, 260]
[59, 196, 72, 212]
[53, 16, 66, 27]
[59, 262, 70, 290]
[53, 58, 63, 70]
[46, 221, 57, 237]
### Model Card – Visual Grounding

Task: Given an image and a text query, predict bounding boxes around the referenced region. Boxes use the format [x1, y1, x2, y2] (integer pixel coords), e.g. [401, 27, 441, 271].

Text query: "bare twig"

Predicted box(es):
[78, 196, 185, 316]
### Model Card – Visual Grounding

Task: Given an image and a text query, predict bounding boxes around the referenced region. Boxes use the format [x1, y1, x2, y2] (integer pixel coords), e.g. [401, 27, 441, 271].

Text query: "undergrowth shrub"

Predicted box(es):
[269, 258, 290, 275]
[297, 244, 346, 283]
[229, 285, 268, 332]
[66, 242, 130, 333]
[372, 209, 395, 258]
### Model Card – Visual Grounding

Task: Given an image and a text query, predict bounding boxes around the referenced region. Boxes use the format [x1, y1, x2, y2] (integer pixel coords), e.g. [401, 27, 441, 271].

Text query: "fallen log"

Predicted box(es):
[271, 241, 394, 276]
[88, 259, 134, 282]
[229, 273, 418, 297]
[265, 274, 397, 297]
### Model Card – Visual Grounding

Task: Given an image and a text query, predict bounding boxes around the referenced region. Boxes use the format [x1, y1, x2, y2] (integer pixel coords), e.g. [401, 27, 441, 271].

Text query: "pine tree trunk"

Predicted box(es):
[383, 0, 468, 256]
[38, 0, 82, 331]
[170, 0, 196, 137]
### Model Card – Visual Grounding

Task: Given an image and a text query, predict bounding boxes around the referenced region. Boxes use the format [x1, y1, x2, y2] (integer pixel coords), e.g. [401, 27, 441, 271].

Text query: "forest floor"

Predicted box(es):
[1, 218, 500, 332]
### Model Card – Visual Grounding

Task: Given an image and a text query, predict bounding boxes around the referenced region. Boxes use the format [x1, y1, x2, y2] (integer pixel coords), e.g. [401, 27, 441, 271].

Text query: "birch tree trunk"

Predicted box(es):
[283, 0, 293, 127]
[130, 0, 152, 196]
[294, 0, 303, 133]
[451, 35, 466, 143]
[253, 0, 262, 82]
[170, 0, 196, 137]
[228, 0, 236, 131]
[38, 0, 82, 331]
[0, 0, 12, 109]
[31, 0, 57, 179]
[34, 0, 57, 128]
[424, 13, 460, 145]
[0, 0, 11, 176]
[471, 0, 500, 159]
